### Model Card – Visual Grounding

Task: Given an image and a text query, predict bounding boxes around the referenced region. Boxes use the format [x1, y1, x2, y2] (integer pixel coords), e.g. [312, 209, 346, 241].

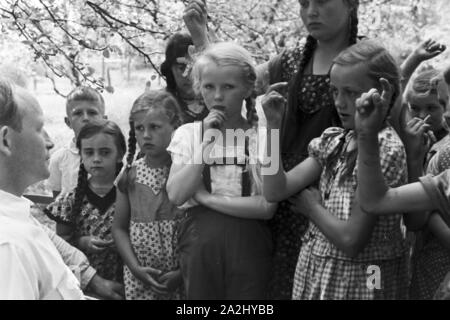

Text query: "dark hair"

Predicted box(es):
[161, 32, 194, 94]
[330, 39, 401, 184]
[282, 0, 360, 153]
[66, 86, 105, 115]
[118, 90, 182, 193]
[0, 78, 22, 131]
[72, 120, 126, 217]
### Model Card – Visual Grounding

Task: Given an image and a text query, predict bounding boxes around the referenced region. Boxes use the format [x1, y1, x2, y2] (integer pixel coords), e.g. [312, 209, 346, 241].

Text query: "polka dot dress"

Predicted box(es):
[123, 158, 183, 300]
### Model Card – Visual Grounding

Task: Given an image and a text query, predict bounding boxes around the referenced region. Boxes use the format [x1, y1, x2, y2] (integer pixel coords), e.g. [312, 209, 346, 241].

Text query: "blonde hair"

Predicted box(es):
[405, 68, 446, 106]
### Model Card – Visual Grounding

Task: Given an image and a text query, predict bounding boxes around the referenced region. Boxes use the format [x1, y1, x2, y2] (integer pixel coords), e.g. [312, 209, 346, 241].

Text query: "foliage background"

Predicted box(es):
[0, 0, 449, 197]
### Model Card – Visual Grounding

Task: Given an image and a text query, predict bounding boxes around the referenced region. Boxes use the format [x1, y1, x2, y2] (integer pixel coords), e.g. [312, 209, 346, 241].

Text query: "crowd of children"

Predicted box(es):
[26, 0, 450, 300]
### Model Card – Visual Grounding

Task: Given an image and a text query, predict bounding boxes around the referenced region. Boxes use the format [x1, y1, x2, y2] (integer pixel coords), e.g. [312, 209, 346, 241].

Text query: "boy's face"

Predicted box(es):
[65, 101, 105, 138]
[407, 93, 446, 132]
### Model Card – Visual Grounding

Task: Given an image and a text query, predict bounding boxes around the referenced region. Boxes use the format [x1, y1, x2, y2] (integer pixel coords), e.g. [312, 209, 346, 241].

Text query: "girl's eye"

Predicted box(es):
[83, 150, 93, 156]
[88, 111, 99, 116]
[135, 125, 144, 131]
[203, 84, 213, 90]
[100, 150, 110, 156]
[299, 0, 309, 8]
[224, 84, 235, 90]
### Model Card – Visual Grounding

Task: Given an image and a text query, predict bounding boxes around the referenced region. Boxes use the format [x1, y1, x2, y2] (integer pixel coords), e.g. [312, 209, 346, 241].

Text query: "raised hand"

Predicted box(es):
[183, 0, 209, 48]
[261, 82, 288, 128]
[403, 116, 434, 161]
[412, 38, 446, 62]
[355, 78, 393, 135]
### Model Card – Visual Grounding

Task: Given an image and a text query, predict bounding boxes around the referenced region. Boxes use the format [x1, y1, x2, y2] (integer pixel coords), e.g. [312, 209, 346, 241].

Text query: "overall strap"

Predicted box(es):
[202, 137, 252, 197]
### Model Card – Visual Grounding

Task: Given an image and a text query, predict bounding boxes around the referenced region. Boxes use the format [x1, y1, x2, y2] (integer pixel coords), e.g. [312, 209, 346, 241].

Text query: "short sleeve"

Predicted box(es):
[378, 128, 408, 188]
[47, 149, 63, 191]
[420, 171, 450, 227]
[308, 127, 345, 168]
[167, 122, 201, 165]
[428, 147, 450, 175]
[44, 191, 76, 225]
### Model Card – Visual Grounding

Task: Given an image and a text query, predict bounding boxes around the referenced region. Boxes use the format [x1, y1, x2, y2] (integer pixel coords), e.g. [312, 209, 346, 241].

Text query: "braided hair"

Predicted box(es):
[282, 0, 359, 154]
[117, 90, 182, 193]
[72, 120, 126, 219]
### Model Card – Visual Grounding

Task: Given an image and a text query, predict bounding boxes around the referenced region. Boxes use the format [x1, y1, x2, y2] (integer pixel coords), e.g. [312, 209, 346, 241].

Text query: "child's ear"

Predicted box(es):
[64, 117, 72, 129]
[0, 126, 13, 156]
[103, 115, 108, 120]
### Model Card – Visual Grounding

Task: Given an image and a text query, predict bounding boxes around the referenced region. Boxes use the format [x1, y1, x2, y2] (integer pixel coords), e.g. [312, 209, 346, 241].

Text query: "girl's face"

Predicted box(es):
[172, 59, 195, 98]
[199, 62, 251, 116]
[407, 93, 446, 132]
[299, 0, 352, 41]
[133, 108, 175, 158]
[80, 133, 122, 180]
[330, 63, 375, 130]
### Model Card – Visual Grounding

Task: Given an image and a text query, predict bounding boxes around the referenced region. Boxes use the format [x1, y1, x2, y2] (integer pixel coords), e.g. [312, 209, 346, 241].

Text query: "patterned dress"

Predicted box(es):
[122, 158, 183, 300]
[267, 43, 342, 299]
[410, 134, 450, 299]
[292, 127, 409, 300]
[45, 187, 123, 282]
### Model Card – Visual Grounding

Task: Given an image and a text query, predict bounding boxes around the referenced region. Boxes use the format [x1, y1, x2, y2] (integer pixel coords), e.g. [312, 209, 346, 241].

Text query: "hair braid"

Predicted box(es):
[245, 91, 258, 128]
[349, 9, 359, 45]
[282, 35, 317, 153]
[72, 163, 88, 220]
[118, 124, 137, 193]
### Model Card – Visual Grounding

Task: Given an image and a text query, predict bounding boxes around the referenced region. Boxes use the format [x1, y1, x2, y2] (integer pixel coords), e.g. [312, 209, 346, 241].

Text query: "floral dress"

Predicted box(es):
[266, 43, 341, 299]
[292, 127, 409, 300]
[410, 134, 450, 299]
[45, 187, 123, 282]
[122, 158, 183, 300]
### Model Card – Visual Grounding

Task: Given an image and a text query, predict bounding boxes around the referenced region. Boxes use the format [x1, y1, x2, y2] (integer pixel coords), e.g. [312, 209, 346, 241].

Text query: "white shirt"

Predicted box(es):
[167, 122, 261, 210]
[47, 138, 80, 195]
[0, 190, 84, 300]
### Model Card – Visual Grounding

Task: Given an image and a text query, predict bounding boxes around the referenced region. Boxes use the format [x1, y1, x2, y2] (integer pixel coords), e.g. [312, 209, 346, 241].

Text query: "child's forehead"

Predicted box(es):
[81, 132, 116, 147]
[133, 108, 169, 123]
[66, 100, 105, 115]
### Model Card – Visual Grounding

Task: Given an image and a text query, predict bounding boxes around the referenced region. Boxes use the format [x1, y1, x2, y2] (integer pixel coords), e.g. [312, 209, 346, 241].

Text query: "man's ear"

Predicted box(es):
[0, 126, 13, 156]
[64, 117, 72, 129]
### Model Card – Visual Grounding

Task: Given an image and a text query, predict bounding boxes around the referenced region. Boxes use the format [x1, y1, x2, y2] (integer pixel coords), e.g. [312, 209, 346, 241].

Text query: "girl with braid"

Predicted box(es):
[167, 42, 276, 299]
[263, 40, 409, 299]
[183, 0, 363, 299]
[45, 120, 126, 284]
[112, 90, 184, 300]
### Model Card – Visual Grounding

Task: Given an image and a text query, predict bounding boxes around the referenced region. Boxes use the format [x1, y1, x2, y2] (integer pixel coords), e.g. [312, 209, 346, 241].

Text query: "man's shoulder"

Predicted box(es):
[0, 217, 45, 249]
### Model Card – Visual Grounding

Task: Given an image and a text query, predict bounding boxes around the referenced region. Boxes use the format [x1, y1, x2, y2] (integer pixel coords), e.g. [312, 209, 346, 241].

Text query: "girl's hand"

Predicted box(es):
[183, 0, 208, 45]
[412, 38, 446, 62]
[132, 266, 167, 295]
[288, 187, 322, 218]
[403, 116, 435, 161]
[158, 270, 183, 294]
[261, 82, 288, 128]
[355, 78, 393, 136]
[203, 106, 226, 133]
[78, 236, 114, 254]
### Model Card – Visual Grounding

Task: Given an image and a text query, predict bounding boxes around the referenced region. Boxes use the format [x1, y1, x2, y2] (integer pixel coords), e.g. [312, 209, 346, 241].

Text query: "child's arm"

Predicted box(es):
[261, 82, 322, 202]
[428, 212, 450, 250]
[112, 188, 167, 294]
[355, 82, 435, 214]
[289, 187, 375, 258]
[400, 39, 446, 89]
[194, 185, 277, 220]
[167, 112, 225, 206]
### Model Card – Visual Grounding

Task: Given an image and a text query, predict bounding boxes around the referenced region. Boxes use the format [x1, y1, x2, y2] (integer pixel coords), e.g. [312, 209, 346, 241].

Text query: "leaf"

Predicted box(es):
[105, 86, 114, 94]
[151, 75, 157, 80]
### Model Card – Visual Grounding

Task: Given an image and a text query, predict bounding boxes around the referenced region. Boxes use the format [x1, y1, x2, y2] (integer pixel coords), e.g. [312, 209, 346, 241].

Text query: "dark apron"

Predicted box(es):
[177, 140, 273, 299]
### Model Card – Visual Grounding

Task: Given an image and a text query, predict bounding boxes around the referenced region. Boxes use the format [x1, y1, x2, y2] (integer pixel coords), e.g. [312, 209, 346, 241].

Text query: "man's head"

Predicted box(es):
[64, 86, 106, 138]
[0, 79, 54, 195]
